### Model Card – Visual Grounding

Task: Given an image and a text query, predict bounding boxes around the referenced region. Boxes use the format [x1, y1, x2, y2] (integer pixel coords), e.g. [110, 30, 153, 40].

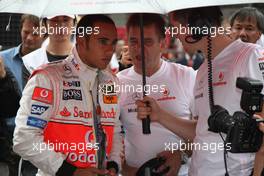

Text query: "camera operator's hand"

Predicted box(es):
[0, 57, 6, 79]
[254, 114, 264, 133]
[73, 167, 109, 176]
[260, 122, 264, 133]
[136, 96, 163, 122]
[156, 151, 181, 176]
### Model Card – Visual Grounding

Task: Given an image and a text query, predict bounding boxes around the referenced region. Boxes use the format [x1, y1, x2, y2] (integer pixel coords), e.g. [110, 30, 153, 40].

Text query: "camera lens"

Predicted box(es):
[208, 105, 235, 133]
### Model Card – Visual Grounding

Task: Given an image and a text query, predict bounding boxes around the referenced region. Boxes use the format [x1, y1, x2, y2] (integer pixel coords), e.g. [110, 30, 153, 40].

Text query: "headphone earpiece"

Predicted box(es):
[187, 7, 223, 42]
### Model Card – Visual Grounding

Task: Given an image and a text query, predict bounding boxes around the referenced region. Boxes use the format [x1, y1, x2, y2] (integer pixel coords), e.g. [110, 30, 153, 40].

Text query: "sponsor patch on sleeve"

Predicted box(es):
[103, 95, 117, 104]
[31, 104, 49, 115]
[32, 87, 53, 104]
[26, 116, 47, 129]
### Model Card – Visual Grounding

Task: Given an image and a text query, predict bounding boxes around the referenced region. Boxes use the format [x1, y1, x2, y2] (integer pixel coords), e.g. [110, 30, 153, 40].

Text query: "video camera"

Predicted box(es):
[208, 77, 263, 153]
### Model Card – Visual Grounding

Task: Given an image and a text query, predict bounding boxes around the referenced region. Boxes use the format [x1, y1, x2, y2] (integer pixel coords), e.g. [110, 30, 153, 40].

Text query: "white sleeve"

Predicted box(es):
[13, 71, 66, 175]
[244, 46, 264, 94]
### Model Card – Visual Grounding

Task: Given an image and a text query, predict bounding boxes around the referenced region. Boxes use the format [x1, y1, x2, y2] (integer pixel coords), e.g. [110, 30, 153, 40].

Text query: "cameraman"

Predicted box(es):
[136, 6, 264, 176]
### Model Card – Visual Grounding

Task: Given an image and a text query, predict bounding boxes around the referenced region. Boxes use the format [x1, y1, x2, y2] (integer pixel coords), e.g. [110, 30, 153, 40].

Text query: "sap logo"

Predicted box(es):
[63, 89, 82, 100]
[31, 105, 49, 115]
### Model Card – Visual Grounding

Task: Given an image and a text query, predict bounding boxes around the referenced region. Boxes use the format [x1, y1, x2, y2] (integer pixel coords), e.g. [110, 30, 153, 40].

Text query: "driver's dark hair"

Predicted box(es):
[76, 14, 116, 37]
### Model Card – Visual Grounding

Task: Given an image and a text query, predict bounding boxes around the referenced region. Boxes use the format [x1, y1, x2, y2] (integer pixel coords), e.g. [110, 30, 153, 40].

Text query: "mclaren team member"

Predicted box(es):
[13, 15, 122, 176]
[117, 14, 196, 176]
[136, 6, 264, 176]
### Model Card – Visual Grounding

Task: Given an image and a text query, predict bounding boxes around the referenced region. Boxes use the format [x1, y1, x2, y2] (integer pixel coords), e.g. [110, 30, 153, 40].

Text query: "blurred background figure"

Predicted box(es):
[230, 7, 264, 47]
[22, 15, 75, 84]
[118, 45, 133, 71]
[0, 15, 45, 176]
[0, 14, 46, 92]
[109, 39, 125, 73]
[164, 38, 203, 70]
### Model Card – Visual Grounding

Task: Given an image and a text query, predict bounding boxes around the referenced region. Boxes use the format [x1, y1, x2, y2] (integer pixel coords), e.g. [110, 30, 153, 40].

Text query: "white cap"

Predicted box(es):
[46, 15, 75, 19]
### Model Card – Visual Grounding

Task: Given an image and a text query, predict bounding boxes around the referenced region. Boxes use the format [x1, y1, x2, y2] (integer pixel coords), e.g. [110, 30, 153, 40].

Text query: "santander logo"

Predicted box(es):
[60, 107, 71, 117]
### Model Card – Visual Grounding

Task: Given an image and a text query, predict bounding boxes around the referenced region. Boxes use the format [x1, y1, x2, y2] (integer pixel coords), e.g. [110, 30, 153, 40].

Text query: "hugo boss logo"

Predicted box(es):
[62, 89, 82, 100]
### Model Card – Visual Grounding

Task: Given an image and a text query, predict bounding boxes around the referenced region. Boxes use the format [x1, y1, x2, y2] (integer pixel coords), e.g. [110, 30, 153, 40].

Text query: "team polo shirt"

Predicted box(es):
[190, 39, 264, 176]
[117, 60, 196, 175]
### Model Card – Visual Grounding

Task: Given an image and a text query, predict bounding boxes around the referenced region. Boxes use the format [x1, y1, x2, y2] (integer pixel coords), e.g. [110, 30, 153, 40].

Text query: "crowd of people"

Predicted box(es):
[0, 5, 263, 176]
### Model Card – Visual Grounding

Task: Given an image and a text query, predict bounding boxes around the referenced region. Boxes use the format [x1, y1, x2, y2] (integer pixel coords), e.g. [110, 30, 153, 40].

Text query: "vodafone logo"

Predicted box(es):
[67, 152, 96, 163]
[162, 87, 170, 97]
[85, 131, 94, 143]
[40, 89, 49, 98]
[32, 87, 53, 104]
[213, 72, 227, 87]
[218, 72, 224, 81]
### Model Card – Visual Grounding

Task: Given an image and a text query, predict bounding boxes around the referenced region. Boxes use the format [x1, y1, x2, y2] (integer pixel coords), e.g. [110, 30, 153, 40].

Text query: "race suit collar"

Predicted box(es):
[71, 46, 99, 74]
[70, 47, 100, 91]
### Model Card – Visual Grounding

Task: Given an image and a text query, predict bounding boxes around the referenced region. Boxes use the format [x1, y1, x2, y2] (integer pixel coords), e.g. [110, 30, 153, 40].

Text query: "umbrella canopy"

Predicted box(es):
[0, 0, 163, 17]
[0, 0, 263, 17]
[160, 0, 264, 13]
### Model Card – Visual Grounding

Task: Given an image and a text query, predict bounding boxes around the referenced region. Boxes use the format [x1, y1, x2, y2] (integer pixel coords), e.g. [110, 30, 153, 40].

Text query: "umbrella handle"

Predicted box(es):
[142, 116, 151, 134]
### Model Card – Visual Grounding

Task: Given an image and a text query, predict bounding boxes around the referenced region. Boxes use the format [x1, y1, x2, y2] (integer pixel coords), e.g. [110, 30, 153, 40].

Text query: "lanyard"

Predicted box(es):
[90, 70, 106, 170]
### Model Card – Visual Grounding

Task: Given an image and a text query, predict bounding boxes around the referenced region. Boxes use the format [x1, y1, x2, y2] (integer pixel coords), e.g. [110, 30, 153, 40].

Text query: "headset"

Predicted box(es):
[186, 6, 223, 42]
